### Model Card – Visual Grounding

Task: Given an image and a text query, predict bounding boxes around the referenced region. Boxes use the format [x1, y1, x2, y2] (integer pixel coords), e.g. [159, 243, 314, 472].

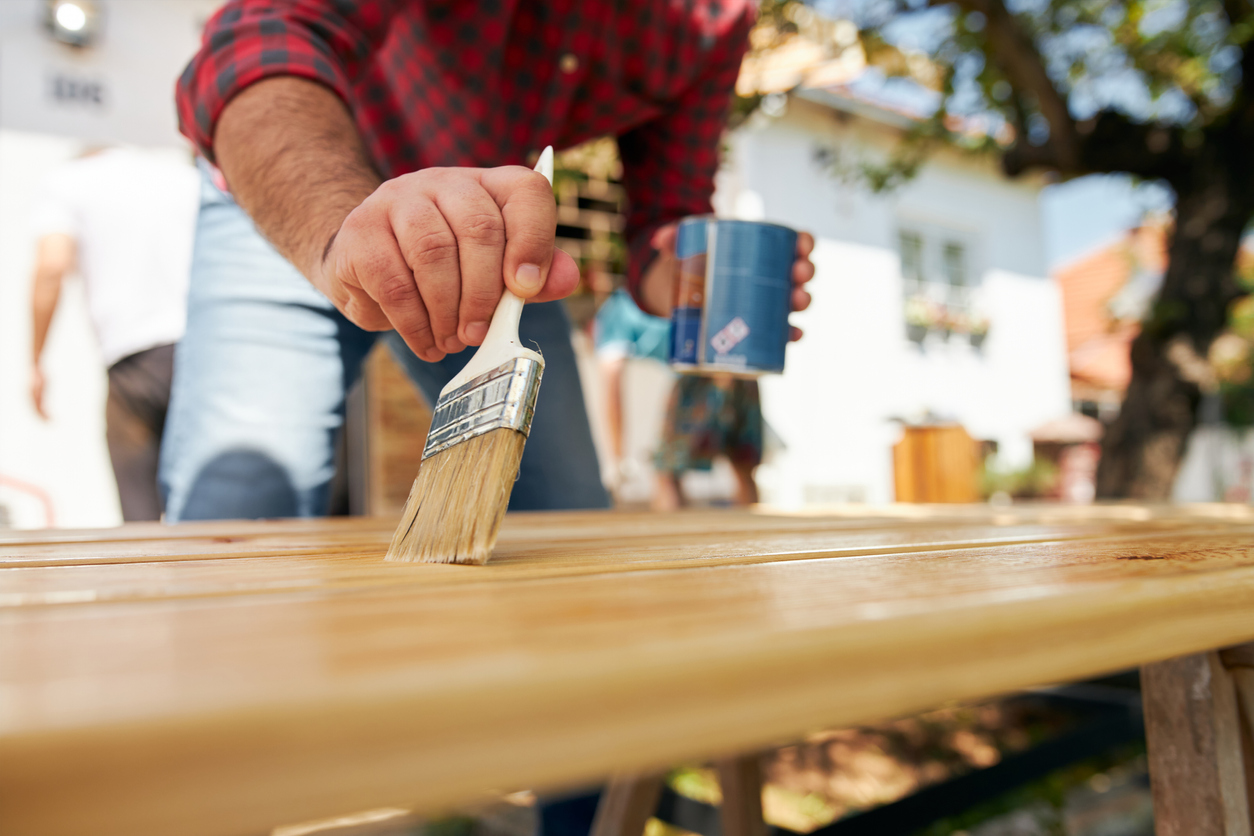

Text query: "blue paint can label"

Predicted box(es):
[669, 217, 797, 375]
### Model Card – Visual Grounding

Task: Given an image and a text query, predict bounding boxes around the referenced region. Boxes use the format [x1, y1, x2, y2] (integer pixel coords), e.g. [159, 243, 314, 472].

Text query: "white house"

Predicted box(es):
[710, 85, 1072, 506]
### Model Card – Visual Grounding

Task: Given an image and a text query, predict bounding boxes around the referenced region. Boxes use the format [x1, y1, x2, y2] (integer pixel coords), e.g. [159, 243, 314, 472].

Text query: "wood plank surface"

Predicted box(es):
[3, 505, 1254, 836]
[0, 503, 1240, 566]
[2, 527, 1252, 609]
[3, 501, 1248, 547]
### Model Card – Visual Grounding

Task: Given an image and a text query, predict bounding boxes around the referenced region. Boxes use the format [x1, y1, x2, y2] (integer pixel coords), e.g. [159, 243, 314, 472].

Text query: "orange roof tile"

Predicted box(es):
[1053, 222, 1170, 397]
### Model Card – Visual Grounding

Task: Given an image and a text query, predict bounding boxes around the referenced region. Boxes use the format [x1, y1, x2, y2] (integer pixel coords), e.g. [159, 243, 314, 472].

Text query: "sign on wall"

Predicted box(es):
[0, 0, 222, 148]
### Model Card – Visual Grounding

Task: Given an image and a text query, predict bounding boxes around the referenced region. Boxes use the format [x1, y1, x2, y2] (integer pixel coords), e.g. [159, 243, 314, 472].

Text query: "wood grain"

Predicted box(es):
[1222, 635, 1254, 825]
[3, 505, 1254, 836]
[6, 525, 1251, 607]
[3, 501, 1249, 547]
[590, 774, 665, 836]
[1142, 652, 1251, 836]
[892, 425, 979, 503]
[716, 755, 767, 836]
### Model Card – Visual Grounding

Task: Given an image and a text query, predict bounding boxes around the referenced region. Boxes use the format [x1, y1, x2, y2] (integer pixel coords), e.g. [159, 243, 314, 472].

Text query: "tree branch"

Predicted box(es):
[1000, 91, 1061, 175]
[1227, 4, 1254, 134]
[942, 0, 1083, 171]
[930, 0, 1189, 182]
[1003, 114, 1183, 182]
[1078, 111, 1188, 182]
[1002, 140, 1062, 177]
[1222, 0, 1253, 27]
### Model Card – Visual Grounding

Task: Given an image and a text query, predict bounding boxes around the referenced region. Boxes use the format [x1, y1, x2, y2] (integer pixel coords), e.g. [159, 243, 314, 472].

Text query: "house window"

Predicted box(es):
[900, 231, 924, 292]
[899, 226, 986, 344]
[898, 229, 975, 302]
[943, 242, 965, 288]
[942, 241, 969, 307]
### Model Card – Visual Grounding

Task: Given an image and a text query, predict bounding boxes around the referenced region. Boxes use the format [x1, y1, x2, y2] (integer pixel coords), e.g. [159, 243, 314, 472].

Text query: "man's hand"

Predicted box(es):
[317, 167, 579, 362]
[640, 223, 816, 340]
[30, 365, 48, 421]
[213, 77, 578, 363]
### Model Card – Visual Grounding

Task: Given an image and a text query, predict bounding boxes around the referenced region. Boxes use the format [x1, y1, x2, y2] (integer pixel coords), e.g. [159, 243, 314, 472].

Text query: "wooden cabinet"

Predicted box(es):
[348, 345, 431, 517]
[893, 424, 979, 503]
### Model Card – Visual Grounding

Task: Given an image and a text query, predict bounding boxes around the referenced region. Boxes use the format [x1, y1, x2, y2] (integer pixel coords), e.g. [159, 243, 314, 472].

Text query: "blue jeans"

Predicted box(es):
[160, 167, 609, 521]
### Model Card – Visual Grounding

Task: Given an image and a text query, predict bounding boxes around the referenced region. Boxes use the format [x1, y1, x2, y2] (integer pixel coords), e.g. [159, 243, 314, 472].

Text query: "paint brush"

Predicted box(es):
[385, 148, 556, 564]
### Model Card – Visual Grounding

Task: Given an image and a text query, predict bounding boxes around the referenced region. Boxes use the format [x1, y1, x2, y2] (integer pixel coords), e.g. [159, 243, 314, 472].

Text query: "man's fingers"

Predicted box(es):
[796, 232, 814, 258]
[532, 248, 581, 302]
[792, 258, 815, 285]
[324, 166, 576, 363]
[430, 178, 507, 348]
[342, 283, 393, 331]
[31, 383, 48, 421]
[790, 230, 814, 343]
[338, 207, 443, 361]
[390, 190, 462, 355]
[481, 166, 557, 299]
[651, 223, 679, 256]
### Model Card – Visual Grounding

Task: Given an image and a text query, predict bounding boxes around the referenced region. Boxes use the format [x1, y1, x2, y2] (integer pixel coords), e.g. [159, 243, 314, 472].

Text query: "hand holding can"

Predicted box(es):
[668, 217, 804, 375]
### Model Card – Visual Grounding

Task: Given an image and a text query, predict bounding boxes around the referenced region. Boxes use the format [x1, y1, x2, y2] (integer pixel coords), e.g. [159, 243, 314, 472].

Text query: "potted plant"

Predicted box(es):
[904, 295, 936, 342]
[968, 313, 990, 349]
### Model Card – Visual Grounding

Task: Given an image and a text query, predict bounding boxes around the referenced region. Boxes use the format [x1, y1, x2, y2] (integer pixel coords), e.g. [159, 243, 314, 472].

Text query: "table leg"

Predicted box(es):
[1142, 648, 1253, 836]
[590, 773, 665, 836]
[715, 755, 767, 836]
[1223, 643, 1254, 834]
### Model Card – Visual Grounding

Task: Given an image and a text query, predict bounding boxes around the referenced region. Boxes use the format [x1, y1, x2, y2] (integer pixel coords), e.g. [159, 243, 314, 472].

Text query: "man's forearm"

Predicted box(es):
[31, 271, 61, 364]
[213, 76, 381, 281]
[31, 234, 72, 364]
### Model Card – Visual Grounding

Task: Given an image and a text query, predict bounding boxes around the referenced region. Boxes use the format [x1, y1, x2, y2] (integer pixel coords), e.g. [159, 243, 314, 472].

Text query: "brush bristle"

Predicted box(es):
[385, 428, 527, 565]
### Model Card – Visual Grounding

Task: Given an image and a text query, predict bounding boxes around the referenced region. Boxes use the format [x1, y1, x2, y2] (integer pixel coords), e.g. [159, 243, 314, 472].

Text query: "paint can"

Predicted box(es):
[669, 216, 797, 375]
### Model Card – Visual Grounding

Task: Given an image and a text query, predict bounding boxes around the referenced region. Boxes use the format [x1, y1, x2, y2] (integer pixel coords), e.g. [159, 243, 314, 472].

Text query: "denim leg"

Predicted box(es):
[382, 300, 609, 511]
[159, 169, 376, 521]
[537, 790, 604, 836]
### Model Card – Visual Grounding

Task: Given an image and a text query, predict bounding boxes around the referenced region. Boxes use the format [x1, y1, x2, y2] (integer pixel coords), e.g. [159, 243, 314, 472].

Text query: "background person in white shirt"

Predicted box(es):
[29, 146, 200, 521]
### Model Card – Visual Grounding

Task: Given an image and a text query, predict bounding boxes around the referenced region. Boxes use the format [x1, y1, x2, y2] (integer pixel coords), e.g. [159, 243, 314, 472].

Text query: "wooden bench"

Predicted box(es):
[2, 504, 1253, 836]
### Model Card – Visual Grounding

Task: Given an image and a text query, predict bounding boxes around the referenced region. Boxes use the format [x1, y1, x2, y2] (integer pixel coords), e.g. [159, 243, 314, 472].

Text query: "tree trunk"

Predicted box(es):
[1096, 143, 1251, 499]
[1096, 330, 1204, 499]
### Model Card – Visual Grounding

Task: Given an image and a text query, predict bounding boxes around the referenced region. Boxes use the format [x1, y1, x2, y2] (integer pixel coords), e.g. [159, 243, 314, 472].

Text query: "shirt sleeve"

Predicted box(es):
[175, 0, 402, 163]
[616, 8, 754, 306]
[29, 169, 78, 240]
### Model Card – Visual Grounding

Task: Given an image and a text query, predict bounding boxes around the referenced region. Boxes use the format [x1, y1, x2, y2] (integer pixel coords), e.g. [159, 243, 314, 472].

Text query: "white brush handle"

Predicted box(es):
[443, 288, 538, 391]
[439, 147, 554, 395]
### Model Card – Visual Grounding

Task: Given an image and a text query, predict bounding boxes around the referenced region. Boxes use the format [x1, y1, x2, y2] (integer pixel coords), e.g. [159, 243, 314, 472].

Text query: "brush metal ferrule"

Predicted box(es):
[422, 357, 543, 459]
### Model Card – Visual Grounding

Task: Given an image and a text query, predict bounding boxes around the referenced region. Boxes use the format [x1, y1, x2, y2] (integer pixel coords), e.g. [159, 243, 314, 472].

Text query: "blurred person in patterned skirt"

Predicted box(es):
[653, 372, 762, 510]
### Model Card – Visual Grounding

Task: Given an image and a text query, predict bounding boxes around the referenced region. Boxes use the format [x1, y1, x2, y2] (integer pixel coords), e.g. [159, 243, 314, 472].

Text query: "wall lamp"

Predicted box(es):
[46, 0, 101, 48]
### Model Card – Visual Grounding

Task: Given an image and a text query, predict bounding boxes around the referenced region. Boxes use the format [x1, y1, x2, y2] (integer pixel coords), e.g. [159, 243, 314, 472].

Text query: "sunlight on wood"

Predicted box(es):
[271, 807, 413, 836]
[3, 504, 1254, 836]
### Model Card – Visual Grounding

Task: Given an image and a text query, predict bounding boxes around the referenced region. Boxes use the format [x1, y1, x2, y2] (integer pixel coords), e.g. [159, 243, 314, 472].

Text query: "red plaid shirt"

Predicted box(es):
[176, 0, 754, 297]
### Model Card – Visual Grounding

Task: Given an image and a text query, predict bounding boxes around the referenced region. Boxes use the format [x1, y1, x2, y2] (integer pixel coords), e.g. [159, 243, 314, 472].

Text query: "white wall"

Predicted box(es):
[724, 99, 1070, 506]
[0, 0, 222, 146]
[0, 1, 216, 527]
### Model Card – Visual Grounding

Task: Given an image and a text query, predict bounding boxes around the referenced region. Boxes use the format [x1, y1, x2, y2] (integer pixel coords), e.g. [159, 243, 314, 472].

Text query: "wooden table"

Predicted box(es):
[3, 504, 1254, 836]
